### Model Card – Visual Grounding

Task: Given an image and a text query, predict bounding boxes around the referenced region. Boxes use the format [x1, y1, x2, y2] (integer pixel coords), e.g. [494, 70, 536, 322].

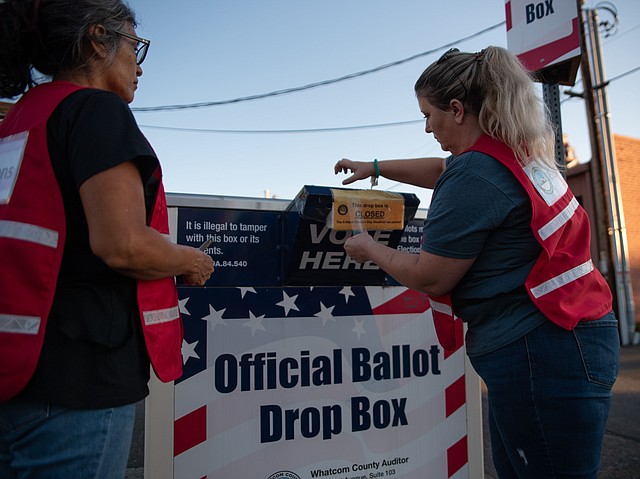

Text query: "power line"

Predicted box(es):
[138, 63, 639, 134]
[561, 64, 640, 103]
[132, 21, 505, 113]
[609, 64, 640, 82]
[139, 119, 424, 134]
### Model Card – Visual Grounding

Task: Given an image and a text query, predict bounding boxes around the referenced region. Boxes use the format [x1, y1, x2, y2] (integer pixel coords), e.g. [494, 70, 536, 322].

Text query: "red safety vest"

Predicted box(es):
[0, 82, 183, 402]
[429, 134, 612, 351]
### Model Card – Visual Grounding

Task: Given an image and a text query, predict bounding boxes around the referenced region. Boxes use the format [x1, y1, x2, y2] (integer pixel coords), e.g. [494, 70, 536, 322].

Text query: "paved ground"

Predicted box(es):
[127, 346, 640, 479]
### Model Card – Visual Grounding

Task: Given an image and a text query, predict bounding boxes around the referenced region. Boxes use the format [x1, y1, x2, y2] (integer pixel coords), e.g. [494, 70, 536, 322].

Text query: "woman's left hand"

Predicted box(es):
[344, 231, 375, 263]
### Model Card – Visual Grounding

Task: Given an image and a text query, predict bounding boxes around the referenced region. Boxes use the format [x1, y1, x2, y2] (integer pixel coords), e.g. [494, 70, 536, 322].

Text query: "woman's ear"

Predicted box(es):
[449, 99, 465, 124]
[87, 24, 110, 59]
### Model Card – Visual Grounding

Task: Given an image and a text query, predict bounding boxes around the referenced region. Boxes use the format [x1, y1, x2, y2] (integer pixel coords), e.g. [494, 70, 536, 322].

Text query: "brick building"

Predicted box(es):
[567, 134, 640, 332]
[614, 134, 640, 328]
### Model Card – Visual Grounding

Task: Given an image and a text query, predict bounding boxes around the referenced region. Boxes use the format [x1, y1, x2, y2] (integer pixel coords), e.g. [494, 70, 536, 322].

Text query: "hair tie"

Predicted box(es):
[475, 49, 485, 63]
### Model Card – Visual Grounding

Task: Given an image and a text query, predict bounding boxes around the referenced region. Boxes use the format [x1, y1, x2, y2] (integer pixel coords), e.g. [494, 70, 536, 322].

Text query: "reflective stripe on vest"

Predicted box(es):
[529, 259, 594, 299]
[537, 196, 579, 241]
[0, 220, 58, 248]
[0, 314, 41, 335]
[143, 306, 180, 326]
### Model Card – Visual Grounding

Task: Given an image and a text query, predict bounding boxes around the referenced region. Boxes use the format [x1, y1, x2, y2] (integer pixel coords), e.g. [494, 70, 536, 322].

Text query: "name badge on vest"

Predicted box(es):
[0, 132, 28, 205]
[523, 160, 567, 206]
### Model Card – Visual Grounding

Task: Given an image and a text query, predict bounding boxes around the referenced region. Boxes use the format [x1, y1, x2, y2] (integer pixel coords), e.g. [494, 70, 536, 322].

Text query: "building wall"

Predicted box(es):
[566, 134, 640, 328]
[614, 134, 640, 326]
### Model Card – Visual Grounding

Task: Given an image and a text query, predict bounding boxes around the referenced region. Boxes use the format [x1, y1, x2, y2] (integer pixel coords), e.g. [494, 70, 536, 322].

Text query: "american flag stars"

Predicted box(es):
[177, 285, 378, 378]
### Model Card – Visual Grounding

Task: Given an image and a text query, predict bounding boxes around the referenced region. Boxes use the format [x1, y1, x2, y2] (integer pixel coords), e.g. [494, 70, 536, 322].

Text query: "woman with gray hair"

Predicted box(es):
[0, 1, 213, 477]
[335, 46, 619, 478]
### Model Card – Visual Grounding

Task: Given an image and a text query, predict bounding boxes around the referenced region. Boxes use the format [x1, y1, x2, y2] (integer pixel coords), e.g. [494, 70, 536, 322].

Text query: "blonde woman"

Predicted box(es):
[335, 46, 618, 479]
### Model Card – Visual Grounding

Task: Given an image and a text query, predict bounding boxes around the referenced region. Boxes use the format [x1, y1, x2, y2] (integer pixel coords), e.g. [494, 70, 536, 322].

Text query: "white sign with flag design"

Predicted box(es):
[144, 199, 483, 479]
[170, 286, 470, 479]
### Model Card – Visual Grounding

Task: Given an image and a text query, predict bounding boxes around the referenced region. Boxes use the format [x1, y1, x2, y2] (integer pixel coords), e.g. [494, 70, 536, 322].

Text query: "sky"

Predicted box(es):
[125, 0, 640, 208]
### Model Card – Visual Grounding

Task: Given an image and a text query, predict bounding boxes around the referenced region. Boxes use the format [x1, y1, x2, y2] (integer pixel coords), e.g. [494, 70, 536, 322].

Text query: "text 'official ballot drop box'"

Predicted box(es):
[145, 186, 483, 479]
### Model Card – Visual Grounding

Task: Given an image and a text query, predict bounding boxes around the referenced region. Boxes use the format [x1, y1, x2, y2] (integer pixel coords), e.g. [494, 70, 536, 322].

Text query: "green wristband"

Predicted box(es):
[370, 159, 379, 188]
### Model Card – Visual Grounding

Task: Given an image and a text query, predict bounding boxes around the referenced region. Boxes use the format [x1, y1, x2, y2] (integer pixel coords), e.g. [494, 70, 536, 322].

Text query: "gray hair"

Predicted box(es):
[0, 0, 136, 98]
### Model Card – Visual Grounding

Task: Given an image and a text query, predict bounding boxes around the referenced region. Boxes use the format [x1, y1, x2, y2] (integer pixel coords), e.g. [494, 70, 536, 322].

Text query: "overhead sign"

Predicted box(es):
[505, 0, 581, 84]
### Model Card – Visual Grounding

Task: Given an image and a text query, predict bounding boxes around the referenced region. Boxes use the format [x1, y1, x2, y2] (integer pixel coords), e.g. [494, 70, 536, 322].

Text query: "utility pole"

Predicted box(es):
[580, 1, 637, 345]
[578, 0, 614, 301]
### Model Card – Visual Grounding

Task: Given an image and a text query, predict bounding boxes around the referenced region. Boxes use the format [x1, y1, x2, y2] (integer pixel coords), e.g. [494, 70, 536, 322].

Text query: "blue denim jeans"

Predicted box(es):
[470, 313, 620, 479]
[0, 400, 136, 479]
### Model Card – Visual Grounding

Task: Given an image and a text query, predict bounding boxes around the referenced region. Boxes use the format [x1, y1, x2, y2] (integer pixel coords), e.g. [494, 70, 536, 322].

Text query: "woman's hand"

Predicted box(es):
[182, 248, 215, 286]
[334, 158, 375, 185]
[344, 231, 376, 263]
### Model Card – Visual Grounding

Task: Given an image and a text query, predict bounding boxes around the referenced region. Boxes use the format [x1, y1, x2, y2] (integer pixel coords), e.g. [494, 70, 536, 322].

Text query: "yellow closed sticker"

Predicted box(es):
[329, 189, 405, 231]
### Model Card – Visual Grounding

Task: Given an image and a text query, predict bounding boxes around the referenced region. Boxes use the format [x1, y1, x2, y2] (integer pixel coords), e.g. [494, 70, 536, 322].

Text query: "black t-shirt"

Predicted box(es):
[19, 89, 160, 408]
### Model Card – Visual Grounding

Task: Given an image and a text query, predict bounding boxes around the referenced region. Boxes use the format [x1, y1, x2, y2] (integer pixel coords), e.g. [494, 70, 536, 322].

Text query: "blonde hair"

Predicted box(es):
[414, 46, 557, 169]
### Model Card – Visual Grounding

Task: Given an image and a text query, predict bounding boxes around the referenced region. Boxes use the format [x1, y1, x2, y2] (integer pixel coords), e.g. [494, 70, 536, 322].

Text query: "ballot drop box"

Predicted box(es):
[145, 186, 484, 479]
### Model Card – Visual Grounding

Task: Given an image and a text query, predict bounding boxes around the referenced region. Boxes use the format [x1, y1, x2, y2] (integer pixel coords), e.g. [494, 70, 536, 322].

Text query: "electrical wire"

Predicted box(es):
[139, 119, 423, 134]
[133, 12, 640, 132]
[131, 21, 505, 112]
[561, 64, 640, 103]
[608, 64, 640, 82]
[138, 63, 639, 132]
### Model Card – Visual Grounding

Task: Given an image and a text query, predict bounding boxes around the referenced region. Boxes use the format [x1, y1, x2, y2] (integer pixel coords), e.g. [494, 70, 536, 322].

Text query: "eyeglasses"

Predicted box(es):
[436, 48, 468, 100]
[113, 30, 150, 65]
